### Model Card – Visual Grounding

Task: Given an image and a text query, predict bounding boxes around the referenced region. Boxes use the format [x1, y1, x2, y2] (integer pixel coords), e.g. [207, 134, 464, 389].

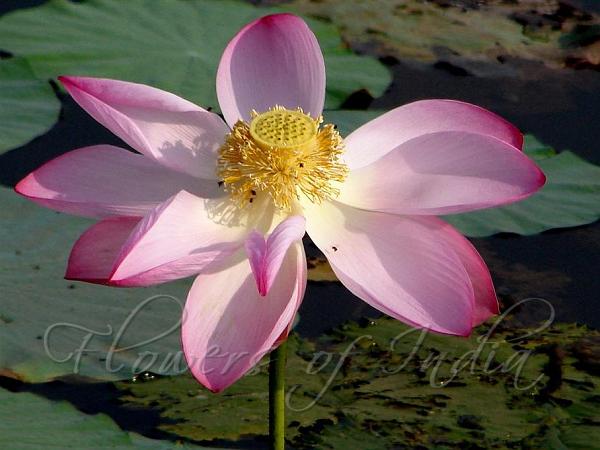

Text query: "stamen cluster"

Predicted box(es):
[217, 106, 347, 211]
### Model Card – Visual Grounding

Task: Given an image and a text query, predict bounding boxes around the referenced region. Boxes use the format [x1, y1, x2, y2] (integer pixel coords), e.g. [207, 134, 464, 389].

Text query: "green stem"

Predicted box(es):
[269, 340, 287, 450]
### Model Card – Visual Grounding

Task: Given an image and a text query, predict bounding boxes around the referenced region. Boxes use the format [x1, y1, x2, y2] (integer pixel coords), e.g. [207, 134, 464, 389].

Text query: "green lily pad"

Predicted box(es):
[117, 317, 600, 448]
[0, 58, 60, 153]
[323, 109, 380, 136]
[326, 110, 600, 237]
[0, 187, 192, 382]
[118, 336, 337, 443]
[0, 0, 390, 110]
[0, 387, 213, 449]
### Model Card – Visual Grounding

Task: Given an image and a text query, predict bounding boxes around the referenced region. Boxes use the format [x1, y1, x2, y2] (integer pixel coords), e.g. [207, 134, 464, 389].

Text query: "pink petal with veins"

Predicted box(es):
[304, 200, 476, 336]
[339, 131, 545, 215]
[182, 244, 306, 392]
[216, 13, 325, 127]
[15, 145, 219, 218]
[65, 216, 140, 284]
[428, 218, 499, 327]
[60, 76, 228, 179]
[109, 191, 249, 286]
[344, 100, 524, 170]
[245, 215, 306, 295]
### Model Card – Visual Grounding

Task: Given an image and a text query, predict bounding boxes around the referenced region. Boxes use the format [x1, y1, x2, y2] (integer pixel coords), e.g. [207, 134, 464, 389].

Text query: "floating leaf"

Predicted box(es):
[118, 317, 600, 448]
[0, 387, 213, 449]
[323, 109, 380, 136]
[117, 336, 336, 443]
[0, 0, 390, 110]
[0, 187, 191, 382]
[0, 58, 60, 153]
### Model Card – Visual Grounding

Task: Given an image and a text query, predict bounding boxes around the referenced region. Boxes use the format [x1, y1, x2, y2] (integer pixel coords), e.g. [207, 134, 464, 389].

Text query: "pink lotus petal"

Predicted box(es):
[339, 131, 545, 215]
[65, 216, 140, 284]
[59, 76, 229, 179]
[15, 145, 220, 218]
[216, 13, 325, 127]
[182, 244, 306, 392]
[108, 190, 255, 286]
[429, 218, 498, 327]
[304, 200, 475, 336]
[245, 215, 306, 295]
[344, 100, 524, 170]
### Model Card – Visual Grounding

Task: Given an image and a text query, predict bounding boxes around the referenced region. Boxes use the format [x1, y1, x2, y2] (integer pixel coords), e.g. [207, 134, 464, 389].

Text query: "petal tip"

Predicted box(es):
[519, 163, 546, 201]
[57, 75, 80, 89]
[258, 13, 303, 26]
[472, 297, 500, 327]
[65, 262, 116, 286]
[14, 173, 43, 202]
[487, 295, 501, 316]
[436, 321, 474, 338]
[536, 167, 547, 189]
[183, 348, 232, 393]
[63, 274, 112, 286]
[440, 320, 474, 338]
[205, 381, 227, 394]
[516, 132, 525, 150]
[14, 175, 31, 197]
[459, 328, 473, 338]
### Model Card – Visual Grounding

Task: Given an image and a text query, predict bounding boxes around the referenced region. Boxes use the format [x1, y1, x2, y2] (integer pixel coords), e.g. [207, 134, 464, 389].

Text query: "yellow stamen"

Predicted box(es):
[217, 106, 348, 211]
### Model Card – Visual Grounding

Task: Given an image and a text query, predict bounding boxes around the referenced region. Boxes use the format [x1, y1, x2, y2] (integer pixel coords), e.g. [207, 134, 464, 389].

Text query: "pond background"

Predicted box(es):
[0, 0, 599, 448]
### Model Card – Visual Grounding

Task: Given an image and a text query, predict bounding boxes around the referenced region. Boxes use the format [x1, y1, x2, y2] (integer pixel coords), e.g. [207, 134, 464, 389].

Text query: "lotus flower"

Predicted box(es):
[16, 13, 545, 392]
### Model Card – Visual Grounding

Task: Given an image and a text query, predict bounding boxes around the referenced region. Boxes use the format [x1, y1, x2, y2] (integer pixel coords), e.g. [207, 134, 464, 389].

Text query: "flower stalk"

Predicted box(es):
[269, 340, 287, 450]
